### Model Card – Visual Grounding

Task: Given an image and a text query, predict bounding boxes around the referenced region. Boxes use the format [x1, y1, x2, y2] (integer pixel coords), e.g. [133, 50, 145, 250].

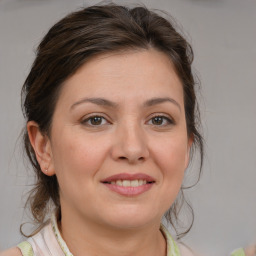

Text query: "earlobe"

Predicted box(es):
[27, 121, 55, 176]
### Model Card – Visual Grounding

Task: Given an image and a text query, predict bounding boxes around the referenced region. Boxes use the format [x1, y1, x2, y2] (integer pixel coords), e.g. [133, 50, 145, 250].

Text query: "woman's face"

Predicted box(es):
[46, 49, 192, 229]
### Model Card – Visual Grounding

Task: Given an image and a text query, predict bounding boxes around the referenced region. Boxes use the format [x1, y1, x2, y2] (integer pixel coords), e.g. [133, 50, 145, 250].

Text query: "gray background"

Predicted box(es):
[0, 0, 255, 255]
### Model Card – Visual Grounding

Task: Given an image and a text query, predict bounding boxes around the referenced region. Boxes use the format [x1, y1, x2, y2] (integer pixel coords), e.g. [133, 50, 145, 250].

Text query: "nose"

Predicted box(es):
[110, 122, 149, 164]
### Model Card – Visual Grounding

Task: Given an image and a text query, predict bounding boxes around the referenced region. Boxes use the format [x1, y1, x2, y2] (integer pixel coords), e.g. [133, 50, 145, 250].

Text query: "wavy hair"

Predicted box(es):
[21, 3, 204, 238]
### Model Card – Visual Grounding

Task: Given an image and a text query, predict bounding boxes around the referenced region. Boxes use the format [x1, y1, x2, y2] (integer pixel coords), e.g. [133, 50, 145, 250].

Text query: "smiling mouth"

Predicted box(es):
[101, 173, 155, 196]
[102, 180, 155, 187]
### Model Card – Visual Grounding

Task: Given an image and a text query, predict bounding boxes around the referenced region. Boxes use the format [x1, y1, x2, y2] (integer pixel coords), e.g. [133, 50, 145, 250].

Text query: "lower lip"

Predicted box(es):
[103, 183, 154, 196]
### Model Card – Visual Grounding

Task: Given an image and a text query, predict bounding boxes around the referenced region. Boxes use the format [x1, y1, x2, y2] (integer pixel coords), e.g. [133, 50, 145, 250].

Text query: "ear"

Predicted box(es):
[27, 121, 55, 176]
[185, 134, 194, 169]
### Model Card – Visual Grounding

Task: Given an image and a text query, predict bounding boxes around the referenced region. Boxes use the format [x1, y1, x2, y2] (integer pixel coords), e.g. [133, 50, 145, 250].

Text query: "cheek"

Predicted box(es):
[50, 132, 110, 207]
[51, 131, 110, 182]
[148, 135, 189, 214]
[151, 134, 189, 196]
[154, 136, 189, 172]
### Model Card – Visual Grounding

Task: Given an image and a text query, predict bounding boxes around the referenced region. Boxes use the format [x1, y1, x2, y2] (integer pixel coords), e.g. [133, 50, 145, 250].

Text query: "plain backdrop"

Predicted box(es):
[0, 0, 255, 255]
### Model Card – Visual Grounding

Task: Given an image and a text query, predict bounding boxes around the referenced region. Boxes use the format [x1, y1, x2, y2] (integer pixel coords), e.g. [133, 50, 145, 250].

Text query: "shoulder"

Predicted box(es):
[177, 242, 198, 256]
[0, 247, 22, 256]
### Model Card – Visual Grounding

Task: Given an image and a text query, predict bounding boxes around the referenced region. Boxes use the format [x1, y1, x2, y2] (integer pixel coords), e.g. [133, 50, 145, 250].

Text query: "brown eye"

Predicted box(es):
[152, 116, 164, 125]
[82, 116, 108, 126]
[90, 116, 103, 125]
[149, 116, 173, 126]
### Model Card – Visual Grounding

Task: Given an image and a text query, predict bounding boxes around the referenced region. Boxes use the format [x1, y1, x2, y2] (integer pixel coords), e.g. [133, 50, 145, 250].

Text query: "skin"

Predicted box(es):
[245, 244, 256, 256]
[4, 48, 192, 256]
[0, 248, 21, 256]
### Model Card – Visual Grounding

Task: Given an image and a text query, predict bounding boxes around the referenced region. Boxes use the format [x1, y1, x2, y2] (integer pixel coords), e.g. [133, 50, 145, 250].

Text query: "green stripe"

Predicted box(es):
[230, 248, 246, 256]
[17, 241, 34, 256]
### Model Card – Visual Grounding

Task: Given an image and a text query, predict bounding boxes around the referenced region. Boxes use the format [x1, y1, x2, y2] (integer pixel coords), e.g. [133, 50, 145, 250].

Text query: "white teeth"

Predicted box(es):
[131, 180, 139, 187]
[123, 180, 131, 187]
[110, 179, 150, 187]
[116, 180, 122, 186]
[138, 180, 143, 186]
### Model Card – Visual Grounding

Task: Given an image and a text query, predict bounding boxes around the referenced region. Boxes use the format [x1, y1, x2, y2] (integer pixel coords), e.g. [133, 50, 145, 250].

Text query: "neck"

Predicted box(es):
[59, 210, 166, 256]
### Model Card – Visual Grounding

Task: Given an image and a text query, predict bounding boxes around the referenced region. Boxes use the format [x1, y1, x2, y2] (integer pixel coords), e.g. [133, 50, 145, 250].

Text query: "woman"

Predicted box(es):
[1, 3, 204, 256]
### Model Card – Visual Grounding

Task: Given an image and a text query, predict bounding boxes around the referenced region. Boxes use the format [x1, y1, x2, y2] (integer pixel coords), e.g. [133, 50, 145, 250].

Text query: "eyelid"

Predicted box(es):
[81, 113, 112, 125]
[80, 112, 175, 126]
[146, 113, 175, 125]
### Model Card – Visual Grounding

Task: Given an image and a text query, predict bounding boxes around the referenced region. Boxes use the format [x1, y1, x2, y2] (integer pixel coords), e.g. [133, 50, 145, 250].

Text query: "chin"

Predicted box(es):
[103, 208, 160, 230]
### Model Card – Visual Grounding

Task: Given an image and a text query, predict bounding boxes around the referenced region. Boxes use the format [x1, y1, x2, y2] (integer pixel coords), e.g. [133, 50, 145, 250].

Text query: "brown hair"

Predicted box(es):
[21, 3, 203, 238]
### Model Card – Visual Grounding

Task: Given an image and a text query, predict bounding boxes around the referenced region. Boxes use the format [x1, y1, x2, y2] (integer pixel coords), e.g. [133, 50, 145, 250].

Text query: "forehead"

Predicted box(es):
[57, 48, 184, 107]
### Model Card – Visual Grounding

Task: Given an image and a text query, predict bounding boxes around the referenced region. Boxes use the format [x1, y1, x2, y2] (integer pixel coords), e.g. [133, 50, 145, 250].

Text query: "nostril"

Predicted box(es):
[118, 156, 145, 161]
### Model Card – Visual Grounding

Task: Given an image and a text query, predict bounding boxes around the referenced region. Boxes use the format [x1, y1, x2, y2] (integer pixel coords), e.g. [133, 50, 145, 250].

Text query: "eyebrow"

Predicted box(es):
[143, 97, 181, 111]
[70, 97, 118, 110]
[70, 97, 181, 111]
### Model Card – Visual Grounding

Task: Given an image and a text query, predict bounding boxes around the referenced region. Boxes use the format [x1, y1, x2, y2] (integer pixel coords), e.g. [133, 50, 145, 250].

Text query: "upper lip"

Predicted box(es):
[101, 173, 155, 183]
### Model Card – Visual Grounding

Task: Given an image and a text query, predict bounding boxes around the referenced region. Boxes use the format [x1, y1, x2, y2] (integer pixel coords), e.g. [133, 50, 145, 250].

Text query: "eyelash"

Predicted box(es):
[81, 115, 110, 126]
[147, 115, 174, 126]
[81, 114, 174, 127]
